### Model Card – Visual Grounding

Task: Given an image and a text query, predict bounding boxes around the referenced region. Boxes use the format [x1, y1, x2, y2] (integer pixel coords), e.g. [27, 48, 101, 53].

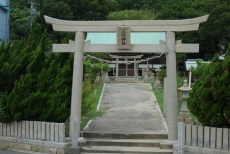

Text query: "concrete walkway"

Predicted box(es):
[85, 83, 166, 134]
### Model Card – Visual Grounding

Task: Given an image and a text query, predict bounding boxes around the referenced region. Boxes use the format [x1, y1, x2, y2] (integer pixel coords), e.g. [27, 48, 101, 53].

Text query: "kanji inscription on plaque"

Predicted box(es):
[117, 27, 131, 50]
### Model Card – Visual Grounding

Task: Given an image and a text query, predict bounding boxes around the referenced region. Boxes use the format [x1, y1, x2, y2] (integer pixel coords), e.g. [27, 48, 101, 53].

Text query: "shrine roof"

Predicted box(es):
[85, 32, 165, 44]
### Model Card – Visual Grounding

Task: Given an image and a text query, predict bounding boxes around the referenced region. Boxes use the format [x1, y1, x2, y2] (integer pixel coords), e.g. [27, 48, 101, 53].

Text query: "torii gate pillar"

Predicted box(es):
[166, 31, 178, 140]
[70, 32, 85, 138]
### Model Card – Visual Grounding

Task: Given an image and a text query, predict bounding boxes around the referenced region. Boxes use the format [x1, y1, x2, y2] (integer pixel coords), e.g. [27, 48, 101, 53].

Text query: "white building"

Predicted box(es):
[0, 0, 10, 44]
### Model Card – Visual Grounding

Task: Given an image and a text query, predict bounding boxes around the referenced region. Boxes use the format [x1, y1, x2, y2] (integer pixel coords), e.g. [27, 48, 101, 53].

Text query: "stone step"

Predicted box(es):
[82, 153, 134, 154]
[83, 132, 168, 139]
[160, 142, 173, 149]
[81, 146, 173, 154]
[82, 138, 164, 147]
[82, 153, 139, 154]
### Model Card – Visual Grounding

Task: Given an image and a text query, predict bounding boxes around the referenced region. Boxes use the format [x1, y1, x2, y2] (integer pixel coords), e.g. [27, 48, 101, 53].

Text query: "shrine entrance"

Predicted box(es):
[45, 15, 208, 142]
[110, 54, 143, 78]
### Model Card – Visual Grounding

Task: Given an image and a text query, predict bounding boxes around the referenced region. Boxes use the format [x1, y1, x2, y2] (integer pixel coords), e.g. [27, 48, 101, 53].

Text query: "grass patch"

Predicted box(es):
[151, 76, 197, 122]
[80, 82, 105, 130]
[81, 110, 104, 130]
[189, 112, 197, 122]
[151, 86, 164, 112]
[151, 84, 182, 114]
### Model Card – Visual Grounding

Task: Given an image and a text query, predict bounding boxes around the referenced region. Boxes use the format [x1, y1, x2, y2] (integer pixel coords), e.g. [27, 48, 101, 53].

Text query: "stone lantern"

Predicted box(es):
[178, 79, 192, 124]
[104, 72, 110, 82]
[143, 69, 149, 82]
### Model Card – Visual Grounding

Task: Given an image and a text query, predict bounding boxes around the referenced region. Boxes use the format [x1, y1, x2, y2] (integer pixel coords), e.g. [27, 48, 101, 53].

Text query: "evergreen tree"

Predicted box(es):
[6, 25, 47, 121]
[0, 23, 108, 122]
[39, 53, 73, 122]
[188, 53, 230, 127]
[107, 10, 155, 20]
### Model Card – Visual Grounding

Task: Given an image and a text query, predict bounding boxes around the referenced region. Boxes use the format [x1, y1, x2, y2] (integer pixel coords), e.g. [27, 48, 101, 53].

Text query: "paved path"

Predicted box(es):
[86, 83, 166, 134]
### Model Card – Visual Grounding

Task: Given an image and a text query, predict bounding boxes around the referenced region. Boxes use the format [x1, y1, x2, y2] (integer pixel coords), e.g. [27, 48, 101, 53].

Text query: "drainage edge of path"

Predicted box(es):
[82, 83, 106, 134]
[149, 83, 168, 133]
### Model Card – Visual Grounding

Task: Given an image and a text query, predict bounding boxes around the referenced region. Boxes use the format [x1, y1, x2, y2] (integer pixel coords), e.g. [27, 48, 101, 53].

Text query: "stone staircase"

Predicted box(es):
[107, 76, 153, 83]
[79, 132, 173, 154]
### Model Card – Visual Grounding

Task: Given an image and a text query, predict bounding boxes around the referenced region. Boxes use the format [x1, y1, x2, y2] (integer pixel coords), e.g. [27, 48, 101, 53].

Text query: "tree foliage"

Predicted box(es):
[155, 0, 230, 59]
[10, 7, 31, 40]
[9, 0, 230, 59]
[0, 23, 109, 122]
[0, 24, 47, 122]
[107, 10, 155, 20]
[84, 59, 109, 81]
[188, 53, 230, 127]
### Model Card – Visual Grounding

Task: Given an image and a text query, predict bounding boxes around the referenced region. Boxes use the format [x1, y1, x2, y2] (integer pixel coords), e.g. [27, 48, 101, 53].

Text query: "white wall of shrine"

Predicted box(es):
[86, 32, 165, 44]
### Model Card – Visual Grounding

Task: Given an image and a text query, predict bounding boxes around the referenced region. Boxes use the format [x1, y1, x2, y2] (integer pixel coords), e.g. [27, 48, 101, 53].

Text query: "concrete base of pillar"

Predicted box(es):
[178, 117, 192, 124]
[178, 112, 190, 119]
[64, 147, 81, 154]
[185, 118, 192, 124]
[178, 112, 192, 124]
[178, 117, 184, 122]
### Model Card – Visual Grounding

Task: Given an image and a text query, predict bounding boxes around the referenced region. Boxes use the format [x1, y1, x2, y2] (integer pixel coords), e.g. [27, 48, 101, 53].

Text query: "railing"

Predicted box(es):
[0, 121, 65, 143]
[178, 122, 230, 153]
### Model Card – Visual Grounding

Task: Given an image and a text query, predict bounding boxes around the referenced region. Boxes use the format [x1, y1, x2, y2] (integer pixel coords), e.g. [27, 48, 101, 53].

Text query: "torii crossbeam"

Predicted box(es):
[45, 15, 209, 145]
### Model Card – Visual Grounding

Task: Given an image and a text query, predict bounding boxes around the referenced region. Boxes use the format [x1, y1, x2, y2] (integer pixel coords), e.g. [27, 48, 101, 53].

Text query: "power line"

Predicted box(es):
[84, 52, 166, 64]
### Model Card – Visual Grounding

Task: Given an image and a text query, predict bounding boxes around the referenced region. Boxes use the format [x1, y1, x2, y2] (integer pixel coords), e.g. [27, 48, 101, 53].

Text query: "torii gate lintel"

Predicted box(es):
[52, 40, 199, 53]
[44, 15, 209, 32]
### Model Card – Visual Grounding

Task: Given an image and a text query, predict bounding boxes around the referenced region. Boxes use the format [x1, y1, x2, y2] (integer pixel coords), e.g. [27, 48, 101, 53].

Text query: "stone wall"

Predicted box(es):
[0, 121, 68, 153]
[175, 122, 230, 154]
[174, 144, 230, 154]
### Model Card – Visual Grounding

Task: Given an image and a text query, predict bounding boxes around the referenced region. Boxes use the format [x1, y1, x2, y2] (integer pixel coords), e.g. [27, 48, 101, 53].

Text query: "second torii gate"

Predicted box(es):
[109, 54, 143, 79]
[45, 15, 209, 143]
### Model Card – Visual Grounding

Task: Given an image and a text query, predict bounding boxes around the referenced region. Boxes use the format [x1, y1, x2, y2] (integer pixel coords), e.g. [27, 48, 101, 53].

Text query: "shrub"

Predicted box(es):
[188, 53, 230, 127]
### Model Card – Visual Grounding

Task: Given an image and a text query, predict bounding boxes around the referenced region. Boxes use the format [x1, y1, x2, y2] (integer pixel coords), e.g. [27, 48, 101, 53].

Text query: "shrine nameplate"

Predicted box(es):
[117, 27, 131, 50]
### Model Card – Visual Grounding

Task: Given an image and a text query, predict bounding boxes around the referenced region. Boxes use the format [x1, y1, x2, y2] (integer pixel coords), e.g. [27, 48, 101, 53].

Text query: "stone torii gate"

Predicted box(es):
[110, 54, 143, 79]
[45, 15, 208, 142]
